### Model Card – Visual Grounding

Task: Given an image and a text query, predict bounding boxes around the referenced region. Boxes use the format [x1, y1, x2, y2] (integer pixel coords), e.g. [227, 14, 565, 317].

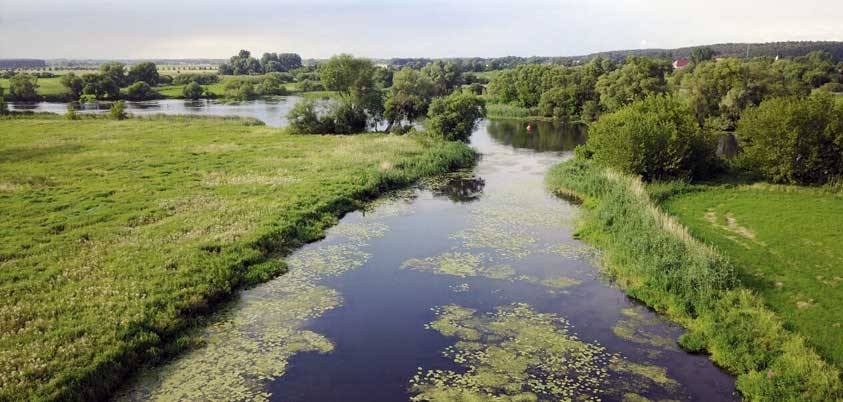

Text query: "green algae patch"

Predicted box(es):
[401, 252, 515, 280]
[537, 275, 583, 289]
[611, 308, 679, 352]
[116, 230, 387, 401]
[451, 227, 537, 260]
[611, 360, 680, 390]
[412, 303, 614, 402]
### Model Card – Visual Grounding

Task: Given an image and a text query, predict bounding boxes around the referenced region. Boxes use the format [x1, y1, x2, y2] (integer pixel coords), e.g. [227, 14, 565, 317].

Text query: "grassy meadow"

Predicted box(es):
[658, 183, 843, 368]
[546, 159, 842, 402]
[0, 115, 476, 401]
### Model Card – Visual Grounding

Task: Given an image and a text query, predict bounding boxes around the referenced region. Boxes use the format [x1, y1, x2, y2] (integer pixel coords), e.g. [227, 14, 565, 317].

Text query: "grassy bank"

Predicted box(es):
[657, 182, 843, 368]
[546, 158, 842, 402]
[0, 115, 476, 401]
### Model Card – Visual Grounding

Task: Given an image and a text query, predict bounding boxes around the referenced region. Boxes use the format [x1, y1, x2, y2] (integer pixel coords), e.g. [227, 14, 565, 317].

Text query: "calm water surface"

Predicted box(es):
[8, 98, 303, 127]
[115, 119, 736, 402]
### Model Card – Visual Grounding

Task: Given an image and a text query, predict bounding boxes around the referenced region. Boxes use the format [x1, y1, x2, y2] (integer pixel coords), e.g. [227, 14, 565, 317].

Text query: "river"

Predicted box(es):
[113, 119, 736, 401]
[7, 98, 303, 128]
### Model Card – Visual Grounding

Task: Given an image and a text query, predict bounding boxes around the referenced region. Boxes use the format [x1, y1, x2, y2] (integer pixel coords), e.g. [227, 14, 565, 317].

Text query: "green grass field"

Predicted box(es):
[660, 183, 843, 368]
[0, 77, 67, 97]
[0, 115, 475, 401]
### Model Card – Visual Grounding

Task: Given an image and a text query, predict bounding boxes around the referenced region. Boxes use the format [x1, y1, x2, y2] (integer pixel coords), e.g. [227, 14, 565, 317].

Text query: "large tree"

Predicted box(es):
[9, 74, 39, 101]
[426, 91, 486, 142]
[127, 62, 160, 86]
[422, 60, 464, 96]
[384, 67, 435, 132]
[595, 56, 672, 112]
[319, 54, 383, 124]
[60, 73, 85, 100]
[99, 62, 127, 87]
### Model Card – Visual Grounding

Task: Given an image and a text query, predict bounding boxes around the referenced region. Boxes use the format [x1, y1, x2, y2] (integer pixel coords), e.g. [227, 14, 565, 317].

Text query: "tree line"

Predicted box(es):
[288, 54, 485, 142]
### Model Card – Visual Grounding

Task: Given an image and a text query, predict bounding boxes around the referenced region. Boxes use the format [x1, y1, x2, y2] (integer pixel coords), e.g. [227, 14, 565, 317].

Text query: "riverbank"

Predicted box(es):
[0, 115, 476, 401]
[546, 158, 842, 402]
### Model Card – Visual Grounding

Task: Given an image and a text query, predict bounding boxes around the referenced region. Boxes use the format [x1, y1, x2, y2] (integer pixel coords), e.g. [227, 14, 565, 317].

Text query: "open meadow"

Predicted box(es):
[0, 115, 475, 401]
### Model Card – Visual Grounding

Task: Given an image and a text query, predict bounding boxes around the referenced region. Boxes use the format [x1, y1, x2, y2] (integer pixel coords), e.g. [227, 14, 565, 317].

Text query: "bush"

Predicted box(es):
[182, 82, 205, 100]
[538, 87, 578, 120]
[819, 82, 843, 93]
[158, 75, 174, 85]
[299, 79, 324, 92]
[110, 100, 127, 120]
[332, 102, 368, 134]
[65, 103, 78, 120]
[288, 100, 333, 134]
[426, 92, 486, 142]
[9, 73, 39, 101]
[125, 81, 159, 101]
[173, 73, 219, 86]
[737, 92, 843, 184]
[585, 94, 717, 181]
[0, 88, 8, 116]
[223, 80, 257, 101]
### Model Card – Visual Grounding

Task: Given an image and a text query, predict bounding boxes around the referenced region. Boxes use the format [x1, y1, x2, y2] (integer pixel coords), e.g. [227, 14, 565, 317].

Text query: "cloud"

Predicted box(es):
[0, 0, 841, 58]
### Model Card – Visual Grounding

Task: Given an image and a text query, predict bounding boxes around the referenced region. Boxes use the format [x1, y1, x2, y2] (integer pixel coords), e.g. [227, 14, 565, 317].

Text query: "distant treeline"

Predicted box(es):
[0, 59, 47, 69]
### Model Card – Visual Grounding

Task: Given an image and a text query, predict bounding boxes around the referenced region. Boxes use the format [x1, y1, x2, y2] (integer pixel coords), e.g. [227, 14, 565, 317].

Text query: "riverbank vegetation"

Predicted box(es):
[0, 115, 476, 401]
[546, 160, 842, 402]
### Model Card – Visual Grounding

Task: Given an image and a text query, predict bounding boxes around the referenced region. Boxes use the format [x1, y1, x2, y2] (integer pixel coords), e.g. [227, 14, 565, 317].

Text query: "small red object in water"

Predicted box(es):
[526, 123, 533, 132]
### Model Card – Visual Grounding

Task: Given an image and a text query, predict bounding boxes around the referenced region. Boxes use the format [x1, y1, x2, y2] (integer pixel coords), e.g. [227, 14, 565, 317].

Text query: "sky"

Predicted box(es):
[1, 0, 842, 59]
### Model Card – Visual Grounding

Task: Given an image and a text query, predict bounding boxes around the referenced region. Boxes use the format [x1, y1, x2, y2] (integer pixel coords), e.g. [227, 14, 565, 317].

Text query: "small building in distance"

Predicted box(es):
[672, 58, 690, 70]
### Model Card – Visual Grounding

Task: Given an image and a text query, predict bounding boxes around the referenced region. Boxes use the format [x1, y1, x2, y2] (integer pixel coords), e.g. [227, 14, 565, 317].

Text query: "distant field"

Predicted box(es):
[0, 77, 66, 97]
[661, 184, 843, 367]
[0, 115, 475, 401]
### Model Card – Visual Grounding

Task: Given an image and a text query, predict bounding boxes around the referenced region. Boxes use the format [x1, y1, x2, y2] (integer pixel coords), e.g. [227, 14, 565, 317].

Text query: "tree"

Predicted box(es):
[690, 47, 716, 65]
[127, 62, 159, 86]
[110, 100, 127, 120]
[182, 81, 205, 100]
[125, 81, 158, 101]
[426, 92, 486, 142]
[287, 100, 334, 134]
[596, 56, 672, 112]
[60, 73, 84, 100]
[9, 74, 39, 101]
[585, 94, 717, 180]
[384, 67, 435, 132]
[319, 54, 383, 125]
[82, 74, 119, 100]
[277, 53, 303, 71]
[422, 60, 464, 96]
[99, 62, 127, 87]
[0, 87, 8, 115]
[737, 93, 843, 184]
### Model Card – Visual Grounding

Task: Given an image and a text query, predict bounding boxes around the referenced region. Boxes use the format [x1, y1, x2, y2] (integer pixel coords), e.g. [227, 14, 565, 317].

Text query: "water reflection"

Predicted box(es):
[486, 119, 588, 152]
[428, 173, 486, 203]
[7, 97, 303, 128]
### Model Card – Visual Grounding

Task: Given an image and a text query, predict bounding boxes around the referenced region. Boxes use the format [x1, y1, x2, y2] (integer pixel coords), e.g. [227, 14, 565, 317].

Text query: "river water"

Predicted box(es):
[114, 119, 736, 402]
[8, 98, 302, 127]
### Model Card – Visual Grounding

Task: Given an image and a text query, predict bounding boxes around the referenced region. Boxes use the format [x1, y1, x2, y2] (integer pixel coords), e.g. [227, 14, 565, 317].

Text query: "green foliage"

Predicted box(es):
[260, 52, 302, 73]
[426, 92, 486, 142]
[8, 73, 40, 101]
[384, 67, 435, 130]
[182, 81, 205, 100]
[737, 92, 843, 184]
[421, 60, 464, 96]
[60, 72, 84, 100]
[223, 80, 257, 101]
[0, 87, 7, 116]
[173, 73, 219, 86]
[219, 49, 262, 75]
[64, 103, 78, 120]
[585, 94, 718, 180]
[596, 56, 672, 112]
[690, 47, 716, 65]
[545, 159, 843, 402]
[318, 54, 383, 123]
[82, 73, 120, 100]
[110, 100, 127, 120]
[0, 116, 476, 401]
[287, 100, 368, 134]
[127, 62, 159, 86]
[99, 62, 127, 87]
[125, 81, 159, 101]
[538, 86, 578, 120]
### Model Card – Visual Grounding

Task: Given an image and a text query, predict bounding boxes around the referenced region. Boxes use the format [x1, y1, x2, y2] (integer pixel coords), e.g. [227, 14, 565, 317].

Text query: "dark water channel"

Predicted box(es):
[115, 119, 736, 402]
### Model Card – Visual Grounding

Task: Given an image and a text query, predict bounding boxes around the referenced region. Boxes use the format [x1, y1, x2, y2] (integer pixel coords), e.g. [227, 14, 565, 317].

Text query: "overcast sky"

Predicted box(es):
[1, 0, 842, 59]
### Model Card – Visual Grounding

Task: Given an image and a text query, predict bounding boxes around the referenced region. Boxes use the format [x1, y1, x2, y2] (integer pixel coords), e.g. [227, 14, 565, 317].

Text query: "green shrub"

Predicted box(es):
[0, 87, 8, 116]
[426, 92, 486, 142]
[585, 94, 718, 181]
[538, 86, 578, 120]
[287, 100, 333, 134]
[125, 81, 159, 101]
[288, 100, 368, 135]
[737, 92, 843, 184]
[110, 100, 127, 120]
[332, 102, 367, 134]
[65, 103, 78, 120]
[173, 73, 219, 86]
[182, 81, 205, 100]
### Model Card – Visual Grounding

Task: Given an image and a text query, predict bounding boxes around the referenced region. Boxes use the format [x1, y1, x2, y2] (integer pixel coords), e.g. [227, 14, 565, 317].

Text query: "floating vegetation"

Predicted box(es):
[401, 252, 515, 280]
[116, 234, 386, 401]
[531, 275, 583, 290]
[412, 303, 614, 402]
[330, 222, 389, 243]
[360, 187, 418, 218]
[451, 227, 537, 260]
[612, 308, 679, 352]
[413, 303, 688, 402]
